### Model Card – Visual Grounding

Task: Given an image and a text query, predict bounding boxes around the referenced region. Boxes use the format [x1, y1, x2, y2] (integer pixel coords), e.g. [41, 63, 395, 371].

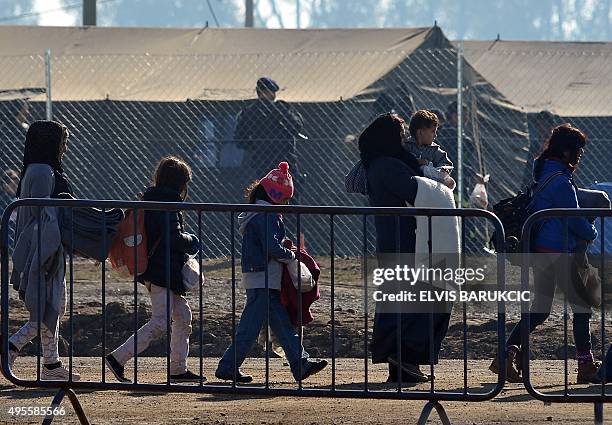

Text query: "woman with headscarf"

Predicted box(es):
[7, 120, 80, 381]
[361, 113, 453, 383]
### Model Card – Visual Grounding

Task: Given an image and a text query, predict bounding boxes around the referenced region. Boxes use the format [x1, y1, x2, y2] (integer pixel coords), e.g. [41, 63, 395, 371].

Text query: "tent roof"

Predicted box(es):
[0, 25, 445, 102]
[460, 40, 612, 117]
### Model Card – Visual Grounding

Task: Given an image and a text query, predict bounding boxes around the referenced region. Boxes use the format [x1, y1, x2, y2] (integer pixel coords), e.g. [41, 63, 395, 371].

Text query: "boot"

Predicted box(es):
[489, 346, 522, 383]
[577, 360, 602, 384]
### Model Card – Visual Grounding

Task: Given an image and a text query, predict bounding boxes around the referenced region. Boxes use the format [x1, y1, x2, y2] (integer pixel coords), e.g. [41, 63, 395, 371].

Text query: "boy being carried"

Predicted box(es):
[406, 109, 455, 190]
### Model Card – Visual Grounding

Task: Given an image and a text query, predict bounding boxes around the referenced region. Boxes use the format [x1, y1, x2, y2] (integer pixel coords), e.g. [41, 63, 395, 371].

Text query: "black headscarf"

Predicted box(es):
[16, 120, 72, 198]
[358, 113, 422, 175]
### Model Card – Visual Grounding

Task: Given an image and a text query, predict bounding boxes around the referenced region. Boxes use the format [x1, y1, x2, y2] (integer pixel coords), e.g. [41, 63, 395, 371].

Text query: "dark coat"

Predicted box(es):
[366, 156, 418, 254]
[138, 186, 197, 295]
[365, 155, 450, 365]
[234, 99, 304, 174]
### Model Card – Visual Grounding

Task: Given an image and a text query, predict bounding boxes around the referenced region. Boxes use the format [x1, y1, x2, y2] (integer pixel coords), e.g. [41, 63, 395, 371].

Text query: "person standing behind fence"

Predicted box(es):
[490, 124, 601, 384]
[7, 120, 80, 381]
[215, 162, 327, 383]
[234, 77, 304, 180]
[522, 111, 557, 187]
[436, 101, 479, 202]
[105, 156, 203, 383]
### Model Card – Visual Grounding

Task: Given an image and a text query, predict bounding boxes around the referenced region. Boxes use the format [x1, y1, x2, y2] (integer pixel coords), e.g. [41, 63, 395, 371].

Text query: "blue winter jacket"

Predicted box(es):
[239, 201, 294, 273]
[532, 159, 597, 252]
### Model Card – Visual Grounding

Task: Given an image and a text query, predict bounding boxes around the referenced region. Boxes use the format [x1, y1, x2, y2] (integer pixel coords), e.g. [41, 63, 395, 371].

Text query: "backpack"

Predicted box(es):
[109, 209, 159, 277]
[490, 171, 564, 261]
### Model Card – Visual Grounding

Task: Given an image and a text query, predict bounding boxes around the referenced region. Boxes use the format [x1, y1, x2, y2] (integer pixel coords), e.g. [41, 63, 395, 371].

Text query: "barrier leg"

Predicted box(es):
[594, 402, 603, 425]
[416, 401, 451, 425]
[42, 388, 90, 425]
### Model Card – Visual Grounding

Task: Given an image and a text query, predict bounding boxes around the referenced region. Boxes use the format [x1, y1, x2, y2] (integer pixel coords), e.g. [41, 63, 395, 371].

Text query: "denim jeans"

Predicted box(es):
[217, 288, 307, 374]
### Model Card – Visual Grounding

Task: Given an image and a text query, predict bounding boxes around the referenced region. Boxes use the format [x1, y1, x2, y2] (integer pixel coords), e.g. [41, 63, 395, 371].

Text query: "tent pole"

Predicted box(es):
[45, 48, 52, 121]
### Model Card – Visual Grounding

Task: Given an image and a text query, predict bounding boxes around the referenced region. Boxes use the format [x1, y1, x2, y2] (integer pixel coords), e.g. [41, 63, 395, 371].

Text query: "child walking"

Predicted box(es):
[8, 120, 80, 381]
[105, 156, 202, 383]
[215, 162, 327, 383]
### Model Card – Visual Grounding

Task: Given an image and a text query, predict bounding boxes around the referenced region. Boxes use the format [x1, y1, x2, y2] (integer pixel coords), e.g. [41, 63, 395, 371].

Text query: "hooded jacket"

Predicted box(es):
[239, 200, 295, 290]
[137, 186, 197, 294]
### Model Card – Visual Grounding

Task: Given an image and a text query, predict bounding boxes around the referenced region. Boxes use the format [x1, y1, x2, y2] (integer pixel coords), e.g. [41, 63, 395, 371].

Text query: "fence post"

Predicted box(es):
[594, 402, 603, 425]
[45, 48, 52, 120]
[456, 41, 463, 208]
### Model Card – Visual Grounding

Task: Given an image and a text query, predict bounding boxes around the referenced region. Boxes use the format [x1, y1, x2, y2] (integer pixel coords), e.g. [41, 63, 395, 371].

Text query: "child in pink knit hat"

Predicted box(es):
[259, 161, 294, 204]
[215, 161, 328, 383]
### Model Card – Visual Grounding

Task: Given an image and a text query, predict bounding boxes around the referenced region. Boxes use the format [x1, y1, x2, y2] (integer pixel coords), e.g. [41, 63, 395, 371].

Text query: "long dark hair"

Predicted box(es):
[533, 123, 586, 179]
[245, 179, 273, 204]
[152, 156, 192, 200]
[358, 113, 421, 174]
[16, 120, 70, 197]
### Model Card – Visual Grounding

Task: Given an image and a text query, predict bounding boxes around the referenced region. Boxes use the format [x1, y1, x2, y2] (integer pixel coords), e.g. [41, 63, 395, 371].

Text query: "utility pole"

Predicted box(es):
[245, 0, 254, 27]
[83, 0, 96, 26]
[296, 0, 301, 29]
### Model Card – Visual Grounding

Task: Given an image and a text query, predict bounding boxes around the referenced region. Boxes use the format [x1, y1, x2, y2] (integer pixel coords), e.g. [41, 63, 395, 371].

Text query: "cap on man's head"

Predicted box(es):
[256, 77, 279, 92]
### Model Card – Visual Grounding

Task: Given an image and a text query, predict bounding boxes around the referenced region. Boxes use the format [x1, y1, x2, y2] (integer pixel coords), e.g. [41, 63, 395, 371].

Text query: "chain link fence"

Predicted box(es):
[1, 46, 611, 257]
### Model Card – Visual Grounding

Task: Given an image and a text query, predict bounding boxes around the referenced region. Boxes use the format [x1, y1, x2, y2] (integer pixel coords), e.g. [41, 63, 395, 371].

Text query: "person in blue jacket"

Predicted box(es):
[490, 124, 600, 384]
[215, 162, 327, 384]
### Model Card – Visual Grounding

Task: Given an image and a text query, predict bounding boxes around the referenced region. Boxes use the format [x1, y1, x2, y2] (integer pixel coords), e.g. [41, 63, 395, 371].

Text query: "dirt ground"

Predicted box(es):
[4, 258, 612, 361]
[2, 259, 612, 424]
[0, 358, 609, 424]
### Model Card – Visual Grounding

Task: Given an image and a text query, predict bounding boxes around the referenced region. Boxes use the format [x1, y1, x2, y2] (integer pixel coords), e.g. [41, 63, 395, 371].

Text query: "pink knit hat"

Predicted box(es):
[260, 162, 294, 204]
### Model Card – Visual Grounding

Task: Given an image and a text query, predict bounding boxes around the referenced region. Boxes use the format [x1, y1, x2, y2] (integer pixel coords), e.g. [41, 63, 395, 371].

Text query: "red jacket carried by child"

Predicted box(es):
[280, 239, 320, 326]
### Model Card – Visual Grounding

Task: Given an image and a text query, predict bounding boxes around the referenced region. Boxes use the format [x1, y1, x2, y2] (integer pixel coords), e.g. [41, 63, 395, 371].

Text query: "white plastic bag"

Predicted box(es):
[182, 255, 205, 293]
[469, 173, 490, 209]
[287, 258, 315, 292]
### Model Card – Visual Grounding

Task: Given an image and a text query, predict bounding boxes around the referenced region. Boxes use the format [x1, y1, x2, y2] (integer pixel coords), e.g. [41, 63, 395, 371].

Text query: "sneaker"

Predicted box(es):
[578, 360, 602, 384]
[170, 370, 206, 383]
[387, 357, 429, 383]
[292, 358, 328, 381]
[105, 354, 131, 383]
[215, 368, 253, 384]
[41, 363, 81, 381]
[489, 346, 522, 383]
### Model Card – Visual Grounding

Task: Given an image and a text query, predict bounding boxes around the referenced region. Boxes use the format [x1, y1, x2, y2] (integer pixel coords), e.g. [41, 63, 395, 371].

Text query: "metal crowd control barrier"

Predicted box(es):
[521, 208, 612, 425]
[1, 199, 506, 425]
